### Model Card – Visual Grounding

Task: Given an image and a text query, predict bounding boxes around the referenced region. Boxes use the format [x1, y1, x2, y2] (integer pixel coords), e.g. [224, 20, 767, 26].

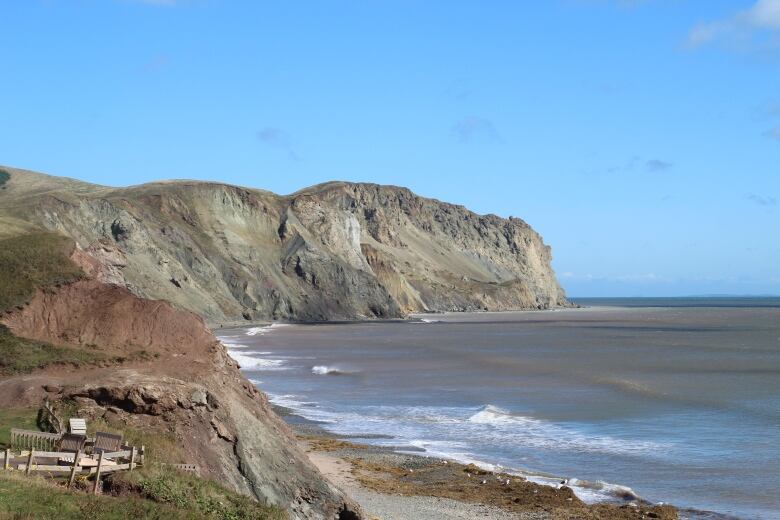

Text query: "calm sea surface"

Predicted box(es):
[218, 298, 780, 519]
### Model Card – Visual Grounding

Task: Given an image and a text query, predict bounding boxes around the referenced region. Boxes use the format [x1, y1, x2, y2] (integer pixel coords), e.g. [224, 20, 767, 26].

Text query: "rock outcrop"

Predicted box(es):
[1, 274, 362, 519]
[0, 167, 567, 324]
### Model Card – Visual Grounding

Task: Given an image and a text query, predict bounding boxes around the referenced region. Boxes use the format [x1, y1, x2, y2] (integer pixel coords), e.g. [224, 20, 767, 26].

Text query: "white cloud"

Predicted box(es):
[687, 0, 780, 48]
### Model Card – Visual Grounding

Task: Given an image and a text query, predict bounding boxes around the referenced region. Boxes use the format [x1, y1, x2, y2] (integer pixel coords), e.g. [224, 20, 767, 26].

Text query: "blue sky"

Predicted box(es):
[1, 0, 778, 296]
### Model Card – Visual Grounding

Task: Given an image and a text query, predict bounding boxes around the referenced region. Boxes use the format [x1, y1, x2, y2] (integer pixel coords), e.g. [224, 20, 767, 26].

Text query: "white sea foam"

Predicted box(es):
[228, 351, 288, 370]
[566, 478, 640, 503]
[220, 341, 251, 350]
[261, 396, 652, 505]
[311, 365, 355, 376]
[245, 323, 290, 336]
[468, 405, 662, 455]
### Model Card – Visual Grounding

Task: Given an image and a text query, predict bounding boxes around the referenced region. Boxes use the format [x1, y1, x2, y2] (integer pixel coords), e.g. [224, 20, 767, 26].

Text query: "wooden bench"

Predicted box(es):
[69, 418, 87, 435]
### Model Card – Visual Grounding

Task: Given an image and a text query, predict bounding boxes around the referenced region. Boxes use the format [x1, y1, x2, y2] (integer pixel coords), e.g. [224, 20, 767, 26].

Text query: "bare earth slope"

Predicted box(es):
[0, 167, 567, 324]
[0, 280, 361, 519]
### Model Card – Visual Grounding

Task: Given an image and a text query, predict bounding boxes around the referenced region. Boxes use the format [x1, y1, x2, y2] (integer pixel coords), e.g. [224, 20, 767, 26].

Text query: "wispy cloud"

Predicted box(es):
[687, 0, 780, 49]
[758, 100, 780, 117]
[257, 127, 299, 160]
[747, 193, 777, 206]
[598, 156, 673, 175]
[451, 116, 502, 143]
[764, 125, 780, 140]
[645, 159, 673, 172]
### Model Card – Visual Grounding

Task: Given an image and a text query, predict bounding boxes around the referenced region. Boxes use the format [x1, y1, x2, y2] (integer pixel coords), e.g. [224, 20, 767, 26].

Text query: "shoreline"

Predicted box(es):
[281, 405, 677, 520]
[220, 313, 754, 520]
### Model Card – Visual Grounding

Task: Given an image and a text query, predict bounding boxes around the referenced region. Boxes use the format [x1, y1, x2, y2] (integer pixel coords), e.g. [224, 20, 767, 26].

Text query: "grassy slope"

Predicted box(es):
[0, 469, 285, 520]
[0, 408, 39, 449]
[0, 232, 107, 374]
[0, 233, 84, 312]
[0, 473, 198, 520]
[0, 325, 104, 376]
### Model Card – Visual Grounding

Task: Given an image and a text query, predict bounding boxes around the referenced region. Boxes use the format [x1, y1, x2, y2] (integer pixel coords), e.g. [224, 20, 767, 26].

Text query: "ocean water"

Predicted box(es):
[217, 299, 780, 519]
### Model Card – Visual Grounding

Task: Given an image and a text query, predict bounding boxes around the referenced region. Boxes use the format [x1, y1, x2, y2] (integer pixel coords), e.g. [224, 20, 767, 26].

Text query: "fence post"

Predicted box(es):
[25, 450, 34, 475]
[92, 451, 105, 495]
[129, 446, 136, 472]
[3, 449, 9, 470]
[68, 449, 82, 488]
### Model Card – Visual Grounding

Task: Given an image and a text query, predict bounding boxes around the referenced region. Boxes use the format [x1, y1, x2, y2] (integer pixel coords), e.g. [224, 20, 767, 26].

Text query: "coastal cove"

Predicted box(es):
[218, 299, 780, 520]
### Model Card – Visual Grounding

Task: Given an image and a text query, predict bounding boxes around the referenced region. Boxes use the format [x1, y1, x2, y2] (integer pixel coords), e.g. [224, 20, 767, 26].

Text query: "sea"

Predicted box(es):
[216, 298, 780, 520]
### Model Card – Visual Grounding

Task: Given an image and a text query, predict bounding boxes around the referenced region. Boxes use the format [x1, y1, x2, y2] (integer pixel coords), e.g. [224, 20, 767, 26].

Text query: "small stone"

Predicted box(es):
[191, 390, 208, 406]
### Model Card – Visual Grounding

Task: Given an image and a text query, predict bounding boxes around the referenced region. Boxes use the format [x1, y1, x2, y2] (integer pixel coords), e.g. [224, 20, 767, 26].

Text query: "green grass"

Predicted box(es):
[0, 233, 84, 312]
[0, 472, 202, 520]
[0, 408, 40, 449]
[86, 416, 187, 465]
[111, 466, 286, 520]
[0, 417, 286, 519]
[0, 468, 286, 520]
[0, 325, 104, 376]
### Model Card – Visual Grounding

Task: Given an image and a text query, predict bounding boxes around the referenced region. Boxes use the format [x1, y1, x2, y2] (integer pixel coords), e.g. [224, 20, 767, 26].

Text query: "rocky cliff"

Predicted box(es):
[0, 239, 362, 519]
[0, 167, 567, 324]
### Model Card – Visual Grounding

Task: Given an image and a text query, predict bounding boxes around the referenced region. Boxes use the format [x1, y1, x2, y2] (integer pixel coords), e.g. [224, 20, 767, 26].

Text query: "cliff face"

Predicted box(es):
[0, 167, 567, 323]
[1, 279, 361, 520]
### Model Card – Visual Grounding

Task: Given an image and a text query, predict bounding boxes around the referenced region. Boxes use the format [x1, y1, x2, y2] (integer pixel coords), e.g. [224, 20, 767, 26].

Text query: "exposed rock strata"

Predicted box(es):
[1, 277, 362, 519]
[0, 167, 567, 324]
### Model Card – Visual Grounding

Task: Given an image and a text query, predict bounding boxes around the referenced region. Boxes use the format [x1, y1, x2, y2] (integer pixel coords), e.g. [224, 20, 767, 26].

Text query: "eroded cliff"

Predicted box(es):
[0, 246, 361, 519]
[0, 167, 567, 324]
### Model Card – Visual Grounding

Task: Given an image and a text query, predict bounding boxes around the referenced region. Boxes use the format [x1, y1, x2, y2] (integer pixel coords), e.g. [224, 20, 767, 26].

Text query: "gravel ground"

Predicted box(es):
[346, 486, 547, 520]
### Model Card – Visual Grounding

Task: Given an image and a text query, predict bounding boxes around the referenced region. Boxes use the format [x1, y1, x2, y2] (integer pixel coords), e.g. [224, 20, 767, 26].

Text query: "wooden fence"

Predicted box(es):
[3, 429, 147, 494]
[10, 429, 61, 451]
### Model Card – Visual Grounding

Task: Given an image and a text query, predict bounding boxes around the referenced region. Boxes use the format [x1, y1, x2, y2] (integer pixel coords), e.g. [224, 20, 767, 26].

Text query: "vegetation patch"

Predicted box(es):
[0, 170, 9, 188]
[0, 232, 84, 312]
[109, 465, 286, 520]
[0, 325, 104, 376]
[0, 407, 40, 449]
[86, 416, 187, 465]
[0, 472, 205, 519]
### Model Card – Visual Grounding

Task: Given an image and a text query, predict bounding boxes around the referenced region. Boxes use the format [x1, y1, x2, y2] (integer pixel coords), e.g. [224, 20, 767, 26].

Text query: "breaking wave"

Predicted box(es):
[226, 351, 288, 370]
[311, 365, 356, 376]
[468, 405, 662, 455]
[245, 323, 289, 336]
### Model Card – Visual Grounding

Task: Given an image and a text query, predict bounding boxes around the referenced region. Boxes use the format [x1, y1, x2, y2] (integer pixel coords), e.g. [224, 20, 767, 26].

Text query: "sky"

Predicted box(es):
[1, 0, 778, 297]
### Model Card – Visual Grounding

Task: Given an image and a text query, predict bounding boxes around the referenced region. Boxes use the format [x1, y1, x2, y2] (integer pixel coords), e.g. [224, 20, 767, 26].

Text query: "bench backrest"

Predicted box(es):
[93, 432, 123, 454]
[58, 433, 87, 453]
[69, 418, 87, 435]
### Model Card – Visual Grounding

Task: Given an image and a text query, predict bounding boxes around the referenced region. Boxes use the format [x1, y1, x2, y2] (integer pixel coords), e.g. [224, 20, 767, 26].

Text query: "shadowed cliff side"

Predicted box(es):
[0, 167, 567, 324]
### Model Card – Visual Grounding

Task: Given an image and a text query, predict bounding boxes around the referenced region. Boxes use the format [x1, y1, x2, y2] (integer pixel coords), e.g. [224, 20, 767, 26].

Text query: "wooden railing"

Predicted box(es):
[2, 443, 145, 494]
[10, 429, 61, 451]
